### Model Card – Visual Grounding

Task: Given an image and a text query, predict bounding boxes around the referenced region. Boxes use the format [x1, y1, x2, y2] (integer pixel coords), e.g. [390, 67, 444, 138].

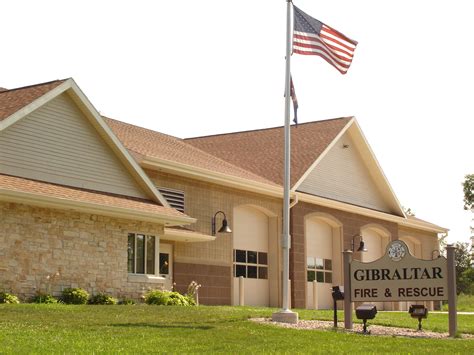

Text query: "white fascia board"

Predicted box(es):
[297, 192, 447, 234]
[65, 80, 171, 207]
[291, 117, 355, 191]
[0, 188, 195, 226]
[349, 119, 405, 217]
[141, 157, 283, 198]
[0, 80, 72, 131]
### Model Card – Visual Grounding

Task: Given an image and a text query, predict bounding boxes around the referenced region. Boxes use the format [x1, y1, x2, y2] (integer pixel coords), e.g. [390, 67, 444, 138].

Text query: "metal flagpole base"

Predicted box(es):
[272, 309, 299, 324]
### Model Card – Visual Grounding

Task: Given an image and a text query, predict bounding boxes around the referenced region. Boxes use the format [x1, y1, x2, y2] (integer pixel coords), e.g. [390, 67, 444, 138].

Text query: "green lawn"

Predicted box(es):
[442, 294, 474, 312]
[0, 305, 472, 353]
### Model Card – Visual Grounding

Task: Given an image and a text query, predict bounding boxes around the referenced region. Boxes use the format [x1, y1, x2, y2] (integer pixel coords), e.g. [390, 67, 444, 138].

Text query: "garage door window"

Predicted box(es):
[233, 249, 268, 279]
[307, 256, 332, 283]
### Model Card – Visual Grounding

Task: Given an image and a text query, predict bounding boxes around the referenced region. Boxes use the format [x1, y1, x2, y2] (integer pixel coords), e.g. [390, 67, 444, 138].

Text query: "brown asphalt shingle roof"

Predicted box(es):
[185, 118, 353, 187]
[0, 174, 187, 220]
[0, 80, 66, 122]
[105, 117, 279, 187]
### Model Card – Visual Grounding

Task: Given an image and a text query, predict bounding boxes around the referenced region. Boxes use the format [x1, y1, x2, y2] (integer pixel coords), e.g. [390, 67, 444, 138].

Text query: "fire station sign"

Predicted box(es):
[350, 240, 448, 302]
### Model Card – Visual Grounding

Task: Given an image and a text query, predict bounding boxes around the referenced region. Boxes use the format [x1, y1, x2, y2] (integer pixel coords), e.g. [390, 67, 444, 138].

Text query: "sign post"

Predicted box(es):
[343, 250, 353, 329]
[446, 244, 457, 337]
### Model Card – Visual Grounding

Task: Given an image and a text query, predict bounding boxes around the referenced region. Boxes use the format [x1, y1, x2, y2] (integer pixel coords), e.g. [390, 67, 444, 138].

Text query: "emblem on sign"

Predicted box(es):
[388, 241, 406, 261]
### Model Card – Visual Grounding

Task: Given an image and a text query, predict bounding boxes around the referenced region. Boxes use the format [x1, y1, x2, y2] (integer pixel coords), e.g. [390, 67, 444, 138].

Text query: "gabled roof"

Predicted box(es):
[105, 117, 279, 187]
[0, 79, 195, 226]
[0, 80, 65, 122]
[185, 117, 353, 187]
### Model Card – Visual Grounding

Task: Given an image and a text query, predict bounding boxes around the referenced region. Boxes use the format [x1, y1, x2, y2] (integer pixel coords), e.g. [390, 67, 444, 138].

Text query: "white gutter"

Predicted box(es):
[296, 192, 448, 234]
[1, 188, 196, 226]
[141, 157, 283, 198]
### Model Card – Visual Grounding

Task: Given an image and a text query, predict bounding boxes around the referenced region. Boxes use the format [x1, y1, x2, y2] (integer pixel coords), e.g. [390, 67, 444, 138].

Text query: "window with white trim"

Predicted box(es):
[233, 249, 268, 279]
[307, 257, 332, 283]
[128, 233, 156, 274]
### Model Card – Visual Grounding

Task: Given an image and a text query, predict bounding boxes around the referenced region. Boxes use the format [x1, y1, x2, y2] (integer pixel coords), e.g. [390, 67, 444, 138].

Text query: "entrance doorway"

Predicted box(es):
[159, 243, 173, 291]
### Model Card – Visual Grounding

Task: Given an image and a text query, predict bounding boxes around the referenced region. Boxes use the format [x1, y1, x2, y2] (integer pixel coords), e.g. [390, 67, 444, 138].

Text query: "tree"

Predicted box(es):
[462, 174, 474, 264]
[453, 242, 473, 295]
[463, 174, 474, 210]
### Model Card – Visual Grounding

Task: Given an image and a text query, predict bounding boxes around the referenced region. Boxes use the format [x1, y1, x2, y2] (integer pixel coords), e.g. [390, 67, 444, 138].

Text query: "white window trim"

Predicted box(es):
[127, 233, 162, 278]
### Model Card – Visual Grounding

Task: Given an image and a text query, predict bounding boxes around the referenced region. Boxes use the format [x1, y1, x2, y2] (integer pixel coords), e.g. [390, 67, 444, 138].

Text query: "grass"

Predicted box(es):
[442, 294, 474, 312]
[0, 305, 472, 353]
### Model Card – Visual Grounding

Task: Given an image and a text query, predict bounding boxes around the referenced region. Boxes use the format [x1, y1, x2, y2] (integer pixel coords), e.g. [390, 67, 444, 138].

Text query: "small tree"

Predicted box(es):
[463, 174, 474, 210]
[453, 242, 473, 294]
[462, 174, 474, 263]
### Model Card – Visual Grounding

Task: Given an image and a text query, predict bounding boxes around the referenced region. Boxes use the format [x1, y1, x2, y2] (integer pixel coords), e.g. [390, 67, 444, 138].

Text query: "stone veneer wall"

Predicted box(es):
[146, 170, 282, 305]
[290, 202, 399, 309]
[0, 201, 165, 301]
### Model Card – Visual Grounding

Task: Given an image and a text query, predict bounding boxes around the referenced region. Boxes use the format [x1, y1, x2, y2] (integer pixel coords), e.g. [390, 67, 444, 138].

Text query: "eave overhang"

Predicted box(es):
[0, 188, 196, 227]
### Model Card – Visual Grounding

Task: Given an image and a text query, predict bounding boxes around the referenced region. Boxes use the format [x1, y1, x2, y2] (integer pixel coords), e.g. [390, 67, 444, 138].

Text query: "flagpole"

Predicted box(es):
[272, 0, 298, 324]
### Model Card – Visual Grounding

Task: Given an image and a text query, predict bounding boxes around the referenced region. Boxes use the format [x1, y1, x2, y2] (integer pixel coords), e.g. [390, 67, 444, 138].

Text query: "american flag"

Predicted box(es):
[292, 6, 357, 74]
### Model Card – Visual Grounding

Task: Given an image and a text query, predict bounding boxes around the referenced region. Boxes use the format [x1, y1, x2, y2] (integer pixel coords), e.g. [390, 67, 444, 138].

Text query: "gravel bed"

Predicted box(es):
[250, 318, 474, 339]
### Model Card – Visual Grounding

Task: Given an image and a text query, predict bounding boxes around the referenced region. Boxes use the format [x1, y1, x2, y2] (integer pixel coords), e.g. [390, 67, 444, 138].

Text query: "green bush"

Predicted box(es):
[89, 293, 118, 305]
[61, 288, 89, 305]
[31, 293, 58, 304]
[0, 292, 20, 304]
[144, 290, 194, 306]
[118, 298, 136, 305]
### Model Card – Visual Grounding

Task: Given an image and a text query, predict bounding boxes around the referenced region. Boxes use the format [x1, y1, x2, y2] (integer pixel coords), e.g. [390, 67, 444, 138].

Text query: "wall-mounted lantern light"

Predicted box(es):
[352, 234, 368, 252]
[212, 211, 232, 236]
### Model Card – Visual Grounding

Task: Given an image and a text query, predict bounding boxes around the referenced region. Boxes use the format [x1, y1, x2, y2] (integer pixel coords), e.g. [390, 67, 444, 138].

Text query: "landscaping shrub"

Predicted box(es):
[89, 293, 118, 305]
[145, 289, 194, 306]
[0, 292, 20, 304]
[31, 293, 58, 304]
[61, 288, 89, 304]
[118, 298, 136, 305]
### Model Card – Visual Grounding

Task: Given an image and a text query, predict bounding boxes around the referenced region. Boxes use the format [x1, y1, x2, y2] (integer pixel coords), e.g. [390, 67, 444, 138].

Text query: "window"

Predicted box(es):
[307, 256, 332, 283]
[158, 187, 185, 213]
[233, 249, 268, 279]
[128, 233, 156, 275]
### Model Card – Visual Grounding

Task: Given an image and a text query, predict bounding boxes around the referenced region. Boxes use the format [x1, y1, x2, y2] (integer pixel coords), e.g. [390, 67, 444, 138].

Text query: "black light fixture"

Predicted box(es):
[331, 286, 345, 328]
[212, 211, 232, 236]
[409, 305, 428, 331]
[356, 304, 378, 334]
[351, 234, 368, 252]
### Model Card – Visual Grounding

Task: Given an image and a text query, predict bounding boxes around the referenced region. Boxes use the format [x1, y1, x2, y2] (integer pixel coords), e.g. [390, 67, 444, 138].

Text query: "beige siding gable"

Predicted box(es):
[0, 93, 148, 199]
[297, 131, 393, 213]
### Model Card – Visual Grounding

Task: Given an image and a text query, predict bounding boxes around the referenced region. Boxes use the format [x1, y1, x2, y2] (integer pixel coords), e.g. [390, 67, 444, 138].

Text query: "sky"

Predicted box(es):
[1, 0, 473, 244]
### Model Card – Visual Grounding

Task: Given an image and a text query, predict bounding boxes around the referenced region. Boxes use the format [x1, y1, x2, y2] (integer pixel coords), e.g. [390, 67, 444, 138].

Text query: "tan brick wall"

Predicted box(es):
[146, 170, 282, 265]
[290, 202, 399, 308]
[146, 170, 283, 305]
[0, 201, 165, 301]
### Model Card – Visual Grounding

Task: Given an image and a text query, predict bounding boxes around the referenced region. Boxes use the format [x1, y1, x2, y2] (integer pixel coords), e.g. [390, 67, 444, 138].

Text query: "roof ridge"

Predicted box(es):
[102, 115, 182, 141]
[184, 116, 354, 140]
[0, 78, 69, 94]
